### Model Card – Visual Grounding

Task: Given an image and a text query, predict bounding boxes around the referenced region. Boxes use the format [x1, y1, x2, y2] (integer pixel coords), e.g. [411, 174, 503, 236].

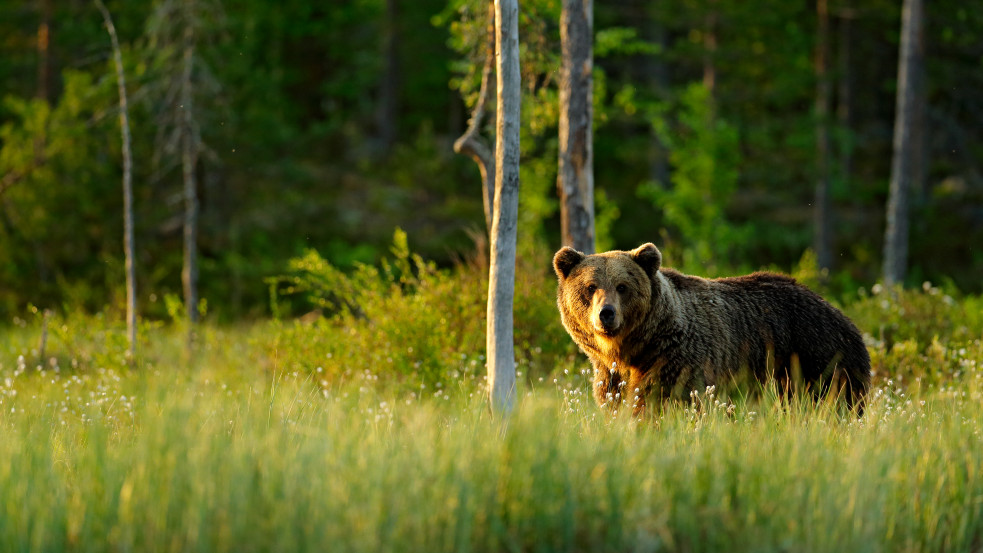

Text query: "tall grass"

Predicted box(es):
[0, 342, 981, 552]
[2, 243, 982, 552]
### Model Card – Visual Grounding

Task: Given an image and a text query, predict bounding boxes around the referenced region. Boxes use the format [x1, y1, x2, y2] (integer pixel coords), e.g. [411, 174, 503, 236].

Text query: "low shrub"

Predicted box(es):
[265, 230, 576, 391]
[846, 282, 983, 349]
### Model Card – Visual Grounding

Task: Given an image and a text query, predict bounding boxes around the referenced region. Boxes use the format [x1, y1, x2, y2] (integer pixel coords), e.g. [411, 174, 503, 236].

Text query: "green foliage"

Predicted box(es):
[594, 27, 660, 58]
[638, 83, 749, 272]
[848, 282, 983, 347]
[845, 283, 983, 387]
[0, 69, 118, 314]
[266, 230, 574, 390]
[790, 248, 827, 292]
[593, 188, 621, 253]
[2, 0, 983, 321]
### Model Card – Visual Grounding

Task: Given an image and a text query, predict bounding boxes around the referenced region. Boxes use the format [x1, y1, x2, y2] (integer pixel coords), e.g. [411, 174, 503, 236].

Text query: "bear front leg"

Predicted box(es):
[590, 361, 625, 411]
[626, 368, 651, 417]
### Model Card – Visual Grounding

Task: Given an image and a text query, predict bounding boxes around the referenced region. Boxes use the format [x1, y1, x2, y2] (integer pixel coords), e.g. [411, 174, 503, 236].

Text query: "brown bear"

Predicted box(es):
[553, 243, 870, 415]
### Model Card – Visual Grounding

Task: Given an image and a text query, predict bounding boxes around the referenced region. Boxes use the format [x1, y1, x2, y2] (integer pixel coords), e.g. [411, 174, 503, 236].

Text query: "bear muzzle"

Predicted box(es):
[594, 304, 622, 335]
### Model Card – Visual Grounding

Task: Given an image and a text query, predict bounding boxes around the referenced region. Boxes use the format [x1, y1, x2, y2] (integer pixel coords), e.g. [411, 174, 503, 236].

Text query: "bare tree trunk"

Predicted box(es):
[814, 0, 833, 272]
[181, 23, 200, 343]
[96, 0, 137, 358]
[558, 0, 594, 254]
[487, 0, 520, 416]
[883, 0, 924, 287]
[453, 1, 496, 233]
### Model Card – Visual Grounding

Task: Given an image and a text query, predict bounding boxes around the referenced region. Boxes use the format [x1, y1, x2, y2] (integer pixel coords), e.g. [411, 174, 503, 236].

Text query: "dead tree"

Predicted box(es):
[453, 1, 497, 234]
[96, 0, 137, 358]
[486, 0, 520, 416]
[147, 0, 217, 349]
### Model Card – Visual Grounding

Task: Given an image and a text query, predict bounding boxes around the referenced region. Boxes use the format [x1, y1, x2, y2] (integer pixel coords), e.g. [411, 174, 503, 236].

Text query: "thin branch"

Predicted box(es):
[453, 0, 496, 233]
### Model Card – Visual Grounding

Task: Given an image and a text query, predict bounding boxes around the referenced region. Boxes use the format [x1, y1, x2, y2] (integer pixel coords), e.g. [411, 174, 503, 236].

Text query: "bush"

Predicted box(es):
[265, 230, 577, 391]
[847, 282, 983, 349]
[846, 283, 983, 387]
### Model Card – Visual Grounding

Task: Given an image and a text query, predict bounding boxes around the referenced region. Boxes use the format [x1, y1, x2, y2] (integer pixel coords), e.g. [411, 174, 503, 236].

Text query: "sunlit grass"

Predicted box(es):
[0, 322, 981, 552]
[3, 274, 983, 552]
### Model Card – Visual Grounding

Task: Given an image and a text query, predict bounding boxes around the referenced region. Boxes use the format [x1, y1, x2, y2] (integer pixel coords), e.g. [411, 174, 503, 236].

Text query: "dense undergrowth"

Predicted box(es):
[2, 242, 982, 552]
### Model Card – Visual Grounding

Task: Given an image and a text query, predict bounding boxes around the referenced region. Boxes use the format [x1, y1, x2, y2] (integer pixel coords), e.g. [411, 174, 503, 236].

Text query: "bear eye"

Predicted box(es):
[616, 284, 627, 294]
[586, 284, 597, 295]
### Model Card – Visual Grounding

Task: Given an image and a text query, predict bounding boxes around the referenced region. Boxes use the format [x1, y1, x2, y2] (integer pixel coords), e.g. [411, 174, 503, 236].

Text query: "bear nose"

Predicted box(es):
[599, 305, 616, 326]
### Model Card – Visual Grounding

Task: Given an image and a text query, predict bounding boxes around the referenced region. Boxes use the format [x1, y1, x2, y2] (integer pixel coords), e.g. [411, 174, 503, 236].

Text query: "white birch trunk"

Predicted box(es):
[487, 0, 520, 415]
[96, 0, 137, 358]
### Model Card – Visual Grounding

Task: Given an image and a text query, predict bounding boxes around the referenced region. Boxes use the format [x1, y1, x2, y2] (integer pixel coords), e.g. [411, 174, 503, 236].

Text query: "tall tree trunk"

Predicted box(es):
[558, 0, 594, 254]
[375, 0, 399, 155]
[181, 24, 200, 342]
[453, 1, 496, 234]
[814, 0, 833, 272]
[96, 0, 137, 359]
[883, 0, 924, 287]
[487, 0, 520, 416]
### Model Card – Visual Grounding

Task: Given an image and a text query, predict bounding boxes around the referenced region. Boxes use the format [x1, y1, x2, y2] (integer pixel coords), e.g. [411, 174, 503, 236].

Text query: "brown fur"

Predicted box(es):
[553, 243, 870, 415]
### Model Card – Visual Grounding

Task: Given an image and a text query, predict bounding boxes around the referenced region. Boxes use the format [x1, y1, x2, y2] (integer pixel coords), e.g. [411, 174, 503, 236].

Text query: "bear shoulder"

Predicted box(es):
[658, 267, 709, 291]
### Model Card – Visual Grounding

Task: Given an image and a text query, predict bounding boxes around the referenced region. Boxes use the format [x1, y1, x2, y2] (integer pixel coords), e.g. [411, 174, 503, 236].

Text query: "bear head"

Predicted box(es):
[552, 243, 662, 340]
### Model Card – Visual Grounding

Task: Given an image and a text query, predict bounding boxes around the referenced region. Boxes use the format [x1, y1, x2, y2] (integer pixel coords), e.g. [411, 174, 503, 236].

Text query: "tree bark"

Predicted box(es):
[487, 0, 520, 416]
[96, 0, 137, 359]
[883, 0, 924, 287]
[558, 0, 594, 254]
[453, 1, 496, 234]
[181, 22, 200, 341]
[814, 0, 833, 272]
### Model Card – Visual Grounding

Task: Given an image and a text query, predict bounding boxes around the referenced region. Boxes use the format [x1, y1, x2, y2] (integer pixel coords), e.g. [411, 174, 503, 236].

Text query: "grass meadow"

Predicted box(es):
[2, 247, 982, 552]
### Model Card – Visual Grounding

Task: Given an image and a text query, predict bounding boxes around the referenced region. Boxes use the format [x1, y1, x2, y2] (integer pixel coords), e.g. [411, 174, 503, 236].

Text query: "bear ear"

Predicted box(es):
[553, 247, 585, 280]
[630, 243, 662, 275]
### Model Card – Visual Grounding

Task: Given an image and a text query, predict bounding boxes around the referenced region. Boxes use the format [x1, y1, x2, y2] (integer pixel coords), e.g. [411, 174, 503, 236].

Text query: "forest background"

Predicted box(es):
[3, 4, 983, 549]
[1, 0, 981, 321]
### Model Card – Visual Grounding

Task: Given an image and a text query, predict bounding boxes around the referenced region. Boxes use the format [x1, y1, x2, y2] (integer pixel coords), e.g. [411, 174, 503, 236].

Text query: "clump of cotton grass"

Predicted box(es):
[683, 385, 745, 429]
[0, 355, 138, 430]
